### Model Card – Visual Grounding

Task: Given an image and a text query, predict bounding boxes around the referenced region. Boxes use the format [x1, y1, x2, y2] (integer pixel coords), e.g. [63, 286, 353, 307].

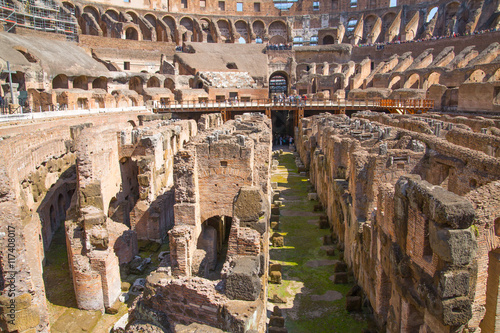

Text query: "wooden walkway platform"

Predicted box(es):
[154, 98, 435, 126]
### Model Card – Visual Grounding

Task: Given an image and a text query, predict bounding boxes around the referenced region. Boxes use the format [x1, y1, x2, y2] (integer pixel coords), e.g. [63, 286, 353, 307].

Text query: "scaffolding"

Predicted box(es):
[0, 0, 78, 41]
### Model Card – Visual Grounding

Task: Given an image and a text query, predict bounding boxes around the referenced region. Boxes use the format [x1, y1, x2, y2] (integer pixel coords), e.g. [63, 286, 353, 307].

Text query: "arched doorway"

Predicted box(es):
[194, 216, 232, 279]
[269, 72, 288, 97]
[323, 35, 335, 44]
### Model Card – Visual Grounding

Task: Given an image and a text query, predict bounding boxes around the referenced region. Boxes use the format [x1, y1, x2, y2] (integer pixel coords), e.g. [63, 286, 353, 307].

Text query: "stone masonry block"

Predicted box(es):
[225, 256, 261, 301]
[429, 221, 476, 265]
[442, 296, 472, 326]
[438, 270, 470, 299]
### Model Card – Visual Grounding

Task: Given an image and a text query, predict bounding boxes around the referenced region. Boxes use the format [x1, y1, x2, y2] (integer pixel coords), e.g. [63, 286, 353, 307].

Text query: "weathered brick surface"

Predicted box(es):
[295, 113, 497, 332]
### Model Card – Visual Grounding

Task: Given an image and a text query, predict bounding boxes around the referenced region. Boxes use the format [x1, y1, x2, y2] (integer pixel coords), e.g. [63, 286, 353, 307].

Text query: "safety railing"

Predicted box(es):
[154, 98, 435, 112]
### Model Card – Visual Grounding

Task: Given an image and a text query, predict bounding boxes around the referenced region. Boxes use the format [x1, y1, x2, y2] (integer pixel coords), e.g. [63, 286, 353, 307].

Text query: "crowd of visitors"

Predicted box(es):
[274, 134, 294, 147]
[272, 93, 308, 106]
[266, 43, 293, 50]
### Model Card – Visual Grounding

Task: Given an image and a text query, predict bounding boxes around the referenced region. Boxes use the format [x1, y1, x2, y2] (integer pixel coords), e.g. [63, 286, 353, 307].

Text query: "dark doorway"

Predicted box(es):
[269, 73, 288, 97]
[323, 35, 335, 44]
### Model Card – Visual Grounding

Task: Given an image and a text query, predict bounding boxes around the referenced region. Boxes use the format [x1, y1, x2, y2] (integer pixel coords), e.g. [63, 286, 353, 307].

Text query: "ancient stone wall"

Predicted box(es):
[128, 113, 271, 332]
[296, 112, 500, 332]
[0, 111, 150, 332]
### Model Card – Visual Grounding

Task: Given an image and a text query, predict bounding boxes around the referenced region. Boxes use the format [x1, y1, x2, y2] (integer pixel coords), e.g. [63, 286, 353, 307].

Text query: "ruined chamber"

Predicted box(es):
[128, 113, 273, 332]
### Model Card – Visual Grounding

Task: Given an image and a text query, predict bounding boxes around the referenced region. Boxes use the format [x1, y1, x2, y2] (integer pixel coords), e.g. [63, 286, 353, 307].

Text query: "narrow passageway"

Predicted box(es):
[268, 150, 374, 332]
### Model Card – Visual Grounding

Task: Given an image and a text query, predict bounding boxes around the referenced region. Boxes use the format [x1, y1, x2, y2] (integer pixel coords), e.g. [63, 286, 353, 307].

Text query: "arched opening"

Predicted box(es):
[381, 12, 396, 42]
[269, 72, 288, 97]
[82, 6, 100, 36]
[73, 76, 88, 90]
[195, 216, 232, 279]
[467, 69, 486, 83]
[235, 20, 248, 43]
[144, 14, 157, 41]
[125, 27, 138, 40]
[217, 20, 231, 43]
[164, 78, 175, 92]
[52, 74, 69, 89]
[252, 20, 265, 41]
[388, 76, 401, 90]
[147, 76, 160, 88]
[200, 19, 213, 43]
[180, 17, 194, 42]
[129, 76, 144, 94]
[426, 7, 438, 22]
[162, 16, 177, 43]
[404, 73, 420, 89]
[423, 72, 440, 90]
[268, 21, 287, 42]
[323, 35, 335, 45]
[92, 77, 108, 91]
[489, 68, 500, 82]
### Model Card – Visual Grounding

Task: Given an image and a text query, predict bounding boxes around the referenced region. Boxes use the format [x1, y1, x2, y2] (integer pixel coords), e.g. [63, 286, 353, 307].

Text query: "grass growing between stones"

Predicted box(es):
[269, 152, 370, 332]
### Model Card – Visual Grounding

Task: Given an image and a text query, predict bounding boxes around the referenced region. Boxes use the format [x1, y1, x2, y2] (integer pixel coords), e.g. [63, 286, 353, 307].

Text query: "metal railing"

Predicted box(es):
[0, 106, 148, 123]
[154, 98, 435, 112]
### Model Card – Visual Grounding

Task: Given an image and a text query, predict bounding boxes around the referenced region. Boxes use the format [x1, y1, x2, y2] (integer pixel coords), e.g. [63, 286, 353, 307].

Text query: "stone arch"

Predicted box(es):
[52, 74, 69, 89]
[180, 16, 195, 42]
[235, 20, 249, 43]
[404, 73, 420, 89]
[129, 76, 144, 94]
[323, 35, 335, 45]
[467, 69, 486, 83]
[363, 14, 380, 43]
[147, 76, 161, 88]
[125, 10, 140, 25]
[426, 6, 438, 22]
[488, 68, 500, 82]
[162, 15, 177, 43]
[82, 5, 101, 36]
[332, 74, 344, 91]
[104, 8, 120, 21]
[423, 72, 440, 90]
[73, 76, 88, 90]
[62, 1, 75, 14]
[217, 19, 231, 43]
[83, 5, 100, 21]
[164, 78, 175, 92]
[252, 20, 265, 39]
[381, 12, 396, 42]
[92, 76, 108, 91]
[125, 26, 139, 40]
[199, 18, 214, 42]
[102, 9, 121, 38]
[269, 71, 289, 96]
[143, 13, 158, 41]
[444, 1, 460, 35]
[268, 20, 287, 43]
[388, 75, 401, 90]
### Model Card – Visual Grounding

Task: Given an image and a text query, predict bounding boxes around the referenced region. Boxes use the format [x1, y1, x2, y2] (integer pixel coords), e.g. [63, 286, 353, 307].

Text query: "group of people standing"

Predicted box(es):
[272, 93, 307, 106]
[274, 134, 294, 147]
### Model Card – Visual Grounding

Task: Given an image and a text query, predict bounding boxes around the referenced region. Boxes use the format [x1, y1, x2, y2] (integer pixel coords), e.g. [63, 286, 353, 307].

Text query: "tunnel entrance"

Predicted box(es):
[194, 215, 232, 280]
[272, 110, 294, 146]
